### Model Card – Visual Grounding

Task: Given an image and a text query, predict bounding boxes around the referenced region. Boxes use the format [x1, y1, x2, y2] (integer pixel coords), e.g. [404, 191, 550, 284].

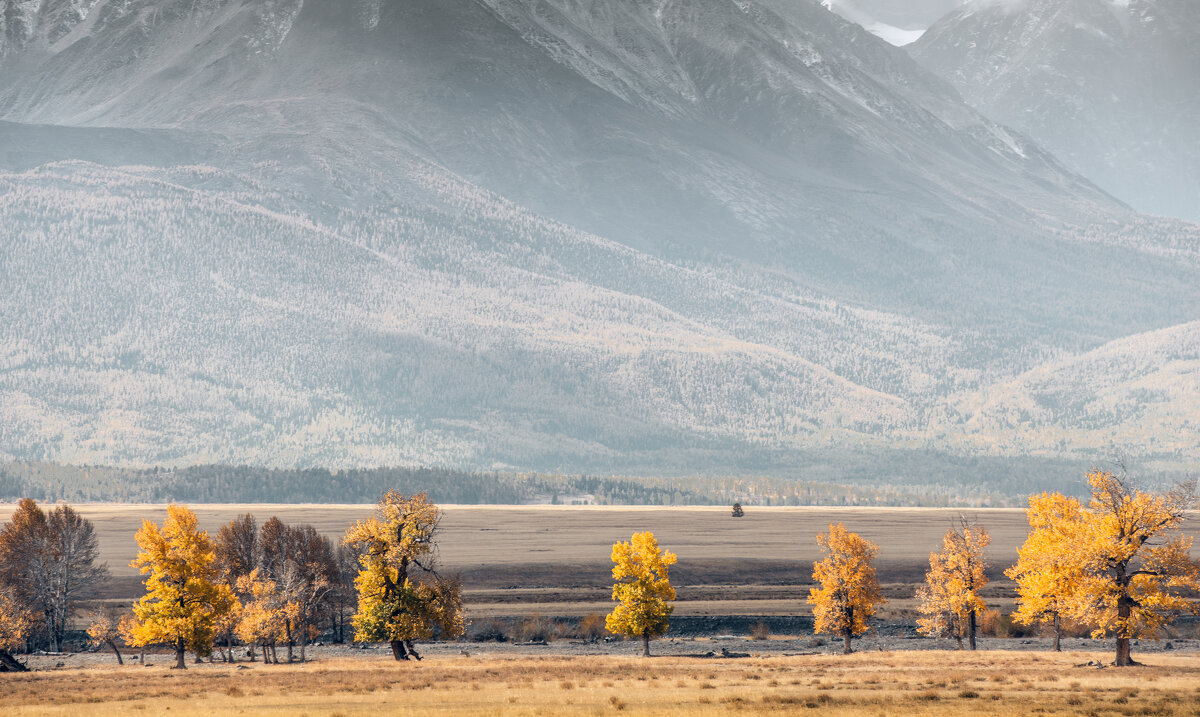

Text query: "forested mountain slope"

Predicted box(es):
[0, 0, 1196, 483]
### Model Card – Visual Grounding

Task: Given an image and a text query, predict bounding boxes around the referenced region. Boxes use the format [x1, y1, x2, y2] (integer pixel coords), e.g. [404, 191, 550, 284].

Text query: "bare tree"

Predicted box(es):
[1, 501, 107, 652]
[46, 506, 109, 651]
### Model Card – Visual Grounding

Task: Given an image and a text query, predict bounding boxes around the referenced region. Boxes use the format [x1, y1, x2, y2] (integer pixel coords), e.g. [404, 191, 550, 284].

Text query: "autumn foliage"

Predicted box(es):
[126, 505, 237, 669]
[606, 531, 676, 657]
[917, 519, 990, 650]
[1009, 471, 1199, 666]
[808, 523, 885, 654]
[344, 492, 465, 661]
[1006, 492, 1088, 650]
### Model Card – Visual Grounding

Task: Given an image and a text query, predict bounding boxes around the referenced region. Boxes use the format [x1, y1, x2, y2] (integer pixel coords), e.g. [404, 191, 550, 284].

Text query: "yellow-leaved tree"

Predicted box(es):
[1006, 492, 1088, 651]
[344, 492, 465, 661]
[126, 505, 238, 669]
[917, 519, 989, 650]
[606, 531, 676, 657]
[808, 523, 885, 654]
[235, 569, 295, 664]
[1069, 470, 1198, 666]
[0, 585, 34, 672]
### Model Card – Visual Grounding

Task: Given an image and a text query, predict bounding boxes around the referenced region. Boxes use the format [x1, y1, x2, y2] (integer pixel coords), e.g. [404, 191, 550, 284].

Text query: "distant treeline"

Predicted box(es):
[0, 461, 1017, 507]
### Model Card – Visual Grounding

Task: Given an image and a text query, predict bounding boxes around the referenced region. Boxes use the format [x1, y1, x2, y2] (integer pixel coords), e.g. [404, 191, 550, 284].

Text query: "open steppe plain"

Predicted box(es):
[4, 504, 1055, 609]
[6, 504, 1200, 714]
[6, 503, 1200, 618]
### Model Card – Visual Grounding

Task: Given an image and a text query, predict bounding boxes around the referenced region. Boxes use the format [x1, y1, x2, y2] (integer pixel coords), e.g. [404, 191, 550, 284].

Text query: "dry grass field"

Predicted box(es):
[4, 650, 1199, 716]
[6, 503, 1198, 616]
[4, 503, 1043, 587]
[2, 504, 1045, 580]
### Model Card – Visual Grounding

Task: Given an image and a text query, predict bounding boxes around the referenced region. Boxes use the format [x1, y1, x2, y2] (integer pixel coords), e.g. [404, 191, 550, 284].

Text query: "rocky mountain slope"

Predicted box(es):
[911, 0, 1200, 222]
[0, 0, 1196, 485]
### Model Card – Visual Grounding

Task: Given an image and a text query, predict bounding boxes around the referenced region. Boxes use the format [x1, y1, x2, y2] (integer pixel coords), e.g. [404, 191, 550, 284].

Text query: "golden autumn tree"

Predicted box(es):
[917, 519, 990, 650]
[126, 505, 238, 669]
[344, 492, 465, 661]
[606, 531, 677, 657]
[1068, 470, 1199, 666]
[0, 585, 34, 672]
[235, 569, 295, 664]
[808, 523, 885, 654]
[1006, 493, 1088, 651]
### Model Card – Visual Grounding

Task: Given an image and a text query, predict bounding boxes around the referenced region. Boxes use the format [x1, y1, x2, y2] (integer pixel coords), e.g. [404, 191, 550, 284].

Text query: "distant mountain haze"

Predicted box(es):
[911, 0, 1200, 222]
[0, 0, 1196, 485]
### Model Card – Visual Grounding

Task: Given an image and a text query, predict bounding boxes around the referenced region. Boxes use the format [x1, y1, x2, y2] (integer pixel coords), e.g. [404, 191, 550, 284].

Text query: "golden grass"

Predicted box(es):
[4, 650, 1199, 716]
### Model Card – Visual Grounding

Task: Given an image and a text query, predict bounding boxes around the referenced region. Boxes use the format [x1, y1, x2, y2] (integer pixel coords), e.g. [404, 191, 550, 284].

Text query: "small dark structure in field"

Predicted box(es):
[731, 503, 744, 518]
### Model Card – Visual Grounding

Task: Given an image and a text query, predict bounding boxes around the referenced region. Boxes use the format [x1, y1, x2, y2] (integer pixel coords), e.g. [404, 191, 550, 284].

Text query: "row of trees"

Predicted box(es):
[0, 493, 466, 671]
[4, 470, 1197, 670]
[769, 470, 1200, 667]
[119, 493, 465, 669]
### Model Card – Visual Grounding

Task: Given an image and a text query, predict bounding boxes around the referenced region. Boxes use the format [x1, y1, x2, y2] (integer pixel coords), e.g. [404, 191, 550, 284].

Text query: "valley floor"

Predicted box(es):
[5, 644, 1199, 716]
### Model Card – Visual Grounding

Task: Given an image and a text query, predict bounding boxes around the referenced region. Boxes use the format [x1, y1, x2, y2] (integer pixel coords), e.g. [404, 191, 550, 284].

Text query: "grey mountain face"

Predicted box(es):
[820, 0, 962, 44]
[911, 0, 1200, 222]
[0, 0, 1197, 483]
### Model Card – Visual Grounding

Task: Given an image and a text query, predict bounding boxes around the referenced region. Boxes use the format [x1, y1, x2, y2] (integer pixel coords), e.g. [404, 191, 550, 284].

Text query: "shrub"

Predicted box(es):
[980, 610, 1031, 638]
[579, 613, 607, 642]
[469, 619, 509, 643]
[750, 621, 771, 641]
[516, 613, 555, 643]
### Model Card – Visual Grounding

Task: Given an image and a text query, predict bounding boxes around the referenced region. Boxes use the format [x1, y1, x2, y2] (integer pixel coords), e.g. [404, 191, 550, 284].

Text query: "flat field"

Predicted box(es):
[4, 650, 1199, 716]
[0, 504, 1039, 580]
[7, 504, 1199, 617]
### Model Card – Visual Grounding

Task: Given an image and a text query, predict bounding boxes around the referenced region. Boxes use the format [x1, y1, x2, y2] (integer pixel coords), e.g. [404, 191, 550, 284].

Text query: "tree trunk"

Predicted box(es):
[227, 633, 235, 663]
[954, 635, 963, 650]
[968, 610, 977, 650]
[843, 605, 854, 655]
[285, 622, 294, 663]
[0, 650, 29, 672]
[1116, 638, 1133, 667]
[174, 639, 187, 670]
[1052, 613, 1062, 653]
[391, 640, 408, 661]
[406, 641, 421, 661]
[107, 640, 124, 665]
[1115, 595, 1134, 666]
[642, 631, 650, 657]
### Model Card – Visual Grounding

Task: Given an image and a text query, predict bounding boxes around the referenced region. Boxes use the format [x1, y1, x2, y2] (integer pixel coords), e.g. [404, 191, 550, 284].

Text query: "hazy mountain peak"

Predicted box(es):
[911, 0, 1200, 222]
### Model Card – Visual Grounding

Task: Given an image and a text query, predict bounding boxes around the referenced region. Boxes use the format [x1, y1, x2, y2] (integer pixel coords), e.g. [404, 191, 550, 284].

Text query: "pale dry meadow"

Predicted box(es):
[4, 650, 1200, 716]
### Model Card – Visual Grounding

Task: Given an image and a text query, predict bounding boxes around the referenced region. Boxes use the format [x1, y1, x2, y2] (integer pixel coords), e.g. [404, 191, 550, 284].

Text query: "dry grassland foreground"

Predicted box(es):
[3, 651, 1200, 716]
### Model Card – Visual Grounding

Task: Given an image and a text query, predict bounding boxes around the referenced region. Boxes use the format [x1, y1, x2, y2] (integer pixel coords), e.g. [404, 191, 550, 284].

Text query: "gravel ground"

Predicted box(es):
[16, 632, 1199, 672]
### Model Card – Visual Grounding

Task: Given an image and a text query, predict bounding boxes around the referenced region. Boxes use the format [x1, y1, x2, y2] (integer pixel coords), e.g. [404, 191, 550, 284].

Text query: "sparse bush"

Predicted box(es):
[750, 621, 770, 641]
[579, 613, 608, 642]
[516, 613, 555, 643]
[981, 609, 1030, 638]
[469, 619, 508, 643]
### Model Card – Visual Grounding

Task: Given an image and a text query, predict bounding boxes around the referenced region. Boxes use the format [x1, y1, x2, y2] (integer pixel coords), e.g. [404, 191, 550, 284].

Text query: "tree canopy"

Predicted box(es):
[343, 492, 464, 660]
[808, 523, 885, 654]
[606, 531, 677, 657]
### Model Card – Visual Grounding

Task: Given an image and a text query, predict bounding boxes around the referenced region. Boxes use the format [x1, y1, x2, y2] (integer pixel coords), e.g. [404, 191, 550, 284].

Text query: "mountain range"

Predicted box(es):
[911, 0, 1200, 222]
[0, 0, 1196, 490]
